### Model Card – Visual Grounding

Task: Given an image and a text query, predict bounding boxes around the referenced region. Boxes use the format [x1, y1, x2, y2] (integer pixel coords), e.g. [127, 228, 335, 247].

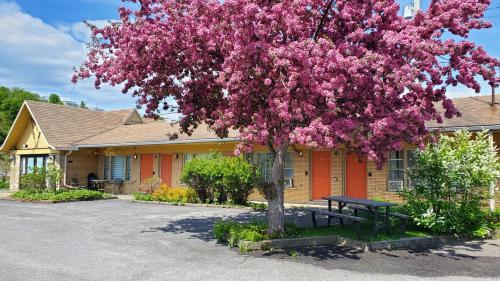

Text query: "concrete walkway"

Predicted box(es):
[0, 199, 498, 281]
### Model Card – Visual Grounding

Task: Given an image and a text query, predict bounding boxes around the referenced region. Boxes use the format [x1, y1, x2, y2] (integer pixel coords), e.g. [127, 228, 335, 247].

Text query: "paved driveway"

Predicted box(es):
[0, 199, 499, 281]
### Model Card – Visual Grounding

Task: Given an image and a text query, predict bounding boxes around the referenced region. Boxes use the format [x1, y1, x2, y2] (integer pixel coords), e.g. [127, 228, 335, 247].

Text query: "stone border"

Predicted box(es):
[1, 196, 117, 204]
[131, 199, 260, 211]
[238, 235, 457, 252]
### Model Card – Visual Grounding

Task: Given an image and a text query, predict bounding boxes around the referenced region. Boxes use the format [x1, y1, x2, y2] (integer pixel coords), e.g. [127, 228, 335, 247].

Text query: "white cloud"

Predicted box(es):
[0, 1, 138, 110]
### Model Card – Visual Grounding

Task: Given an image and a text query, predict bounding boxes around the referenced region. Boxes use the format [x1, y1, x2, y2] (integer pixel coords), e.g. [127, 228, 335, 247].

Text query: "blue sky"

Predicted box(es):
[0, 0, 498, 111]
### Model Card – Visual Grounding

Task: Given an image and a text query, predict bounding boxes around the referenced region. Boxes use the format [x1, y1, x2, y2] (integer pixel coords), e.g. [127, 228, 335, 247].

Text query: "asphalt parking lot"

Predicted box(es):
[0, 199, 499, 281]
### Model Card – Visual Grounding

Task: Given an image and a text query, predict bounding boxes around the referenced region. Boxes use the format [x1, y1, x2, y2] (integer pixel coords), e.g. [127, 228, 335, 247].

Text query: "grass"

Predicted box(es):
[214, 219, 431, 251]
[290, 223, 430, 242]
[11, 189, 113, 202]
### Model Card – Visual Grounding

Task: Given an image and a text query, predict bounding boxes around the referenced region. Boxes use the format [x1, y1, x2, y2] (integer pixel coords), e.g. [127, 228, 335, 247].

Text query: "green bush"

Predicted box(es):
[0, 180, 8, 189]
[181, 153, 256, 204]
[221, 157, 255, 205]
[133, 192, 154, 201]
[19, 165, 61, 191]
[213, 220, 269, 247]
[403, 130, 500, 237]
[11, 189, 109, 201]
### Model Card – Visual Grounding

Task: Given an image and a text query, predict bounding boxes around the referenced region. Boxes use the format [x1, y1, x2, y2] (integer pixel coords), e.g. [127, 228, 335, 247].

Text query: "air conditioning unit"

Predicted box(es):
[284, 178, 293, 188]
[388, 181, 404, 192]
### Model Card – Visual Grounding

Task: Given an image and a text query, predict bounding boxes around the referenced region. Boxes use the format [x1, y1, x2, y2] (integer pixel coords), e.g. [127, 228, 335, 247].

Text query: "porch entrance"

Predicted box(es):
[140, 154, 154, 184]
[160, 154, 172, 187]
[345, 153, 367, 198]
[311, 151, 331, 200]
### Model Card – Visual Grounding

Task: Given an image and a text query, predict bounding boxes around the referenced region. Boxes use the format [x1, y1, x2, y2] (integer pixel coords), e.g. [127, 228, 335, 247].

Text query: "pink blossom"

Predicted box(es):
[73, 0, 499, 167]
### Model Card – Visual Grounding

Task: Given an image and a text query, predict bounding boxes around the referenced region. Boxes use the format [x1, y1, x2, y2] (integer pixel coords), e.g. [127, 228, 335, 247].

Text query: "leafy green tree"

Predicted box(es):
[79, 101, 87, 109]
[48, 94, 63, 104]
[404, 130, 500, 237]
[0, 86, 41, 144]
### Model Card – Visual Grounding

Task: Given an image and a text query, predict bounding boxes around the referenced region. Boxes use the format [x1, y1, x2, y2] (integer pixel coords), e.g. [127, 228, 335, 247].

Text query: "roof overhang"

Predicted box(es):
[0, 102, 57, 153]
[428, 125, 500, 132]
[73, 137, 240, 148]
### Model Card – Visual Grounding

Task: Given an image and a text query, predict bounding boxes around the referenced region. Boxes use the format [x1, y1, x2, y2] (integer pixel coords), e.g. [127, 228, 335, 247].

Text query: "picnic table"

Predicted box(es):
[323, 195, 396, 234]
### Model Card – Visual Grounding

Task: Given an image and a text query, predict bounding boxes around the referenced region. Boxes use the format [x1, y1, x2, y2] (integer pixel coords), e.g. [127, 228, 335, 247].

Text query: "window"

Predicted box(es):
[20, 155, 48, 175]
[388, 150, 415, 192]
[247, 152, 294, 183]
[103, 156, 132, 181]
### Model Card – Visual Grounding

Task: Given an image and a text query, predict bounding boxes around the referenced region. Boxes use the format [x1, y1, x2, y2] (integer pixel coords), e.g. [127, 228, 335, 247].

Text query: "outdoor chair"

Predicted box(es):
[70, 178, 85, 189]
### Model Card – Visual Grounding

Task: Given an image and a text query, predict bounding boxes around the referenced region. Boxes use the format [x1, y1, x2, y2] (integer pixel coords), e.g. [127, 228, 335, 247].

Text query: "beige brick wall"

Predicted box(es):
[366, 161, 402, 202]
[66, 149, 99, 187]
[331, 150, 344, 196]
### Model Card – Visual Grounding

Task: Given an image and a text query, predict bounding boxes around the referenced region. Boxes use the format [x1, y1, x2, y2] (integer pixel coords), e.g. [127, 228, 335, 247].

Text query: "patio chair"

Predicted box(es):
[70, 178, 85, 189]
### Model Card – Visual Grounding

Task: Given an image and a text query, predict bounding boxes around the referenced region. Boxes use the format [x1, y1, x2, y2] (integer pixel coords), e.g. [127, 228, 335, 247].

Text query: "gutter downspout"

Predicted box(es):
[63, 150, 73, 189]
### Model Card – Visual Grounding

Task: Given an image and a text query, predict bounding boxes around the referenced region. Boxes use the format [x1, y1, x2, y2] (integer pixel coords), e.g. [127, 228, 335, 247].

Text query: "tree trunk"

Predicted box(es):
[267, 142, 288, 236]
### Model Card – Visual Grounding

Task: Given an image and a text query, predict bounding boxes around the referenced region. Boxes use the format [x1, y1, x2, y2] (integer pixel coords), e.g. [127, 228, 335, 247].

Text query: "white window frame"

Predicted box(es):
[387, 150, 415, 192]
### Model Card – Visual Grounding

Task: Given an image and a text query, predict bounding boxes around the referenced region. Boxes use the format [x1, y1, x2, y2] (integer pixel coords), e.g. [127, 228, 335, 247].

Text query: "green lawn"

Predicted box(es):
[290, 223, 430, 242]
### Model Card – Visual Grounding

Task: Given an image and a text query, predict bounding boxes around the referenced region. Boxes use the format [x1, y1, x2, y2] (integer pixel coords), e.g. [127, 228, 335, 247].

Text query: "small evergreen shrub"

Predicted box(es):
[19, 165, 61, 191]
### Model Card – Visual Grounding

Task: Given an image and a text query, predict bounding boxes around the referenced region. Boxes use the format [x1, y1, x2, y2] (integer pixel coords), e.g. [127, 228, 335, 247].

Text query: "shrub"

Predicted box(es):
[20, 167, 47, 190]
[133, 192, 154, 201]
[220, 156, 256, 205]
[181, 153, 256, 204]
[152, 185, 199, 203]
[139, 176, 161, 193]
[403, 130, 500, 237]
[213, 220, 268, 247]
[0, 180, 8, 189]
[11, 189, 108, 201]
[19, 164, 61, 191]
[181, 153, 225, 203]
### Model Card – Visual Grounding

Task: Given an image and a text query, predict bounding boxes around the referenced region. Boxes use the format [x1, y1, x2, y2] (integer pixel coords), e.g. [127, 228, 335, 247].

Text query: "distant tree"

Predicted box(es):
[48, 94, 62, 104]
[0, 87, 41, 144]
[80, 101, 87, 109]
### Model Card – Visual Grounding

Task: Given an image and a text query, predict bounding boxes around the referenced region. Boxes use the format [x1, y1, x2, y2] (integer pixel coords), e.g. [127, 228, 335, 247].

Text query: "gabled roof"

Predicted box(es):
[0, 101, 139, 152]
[426, 95, 500, 131]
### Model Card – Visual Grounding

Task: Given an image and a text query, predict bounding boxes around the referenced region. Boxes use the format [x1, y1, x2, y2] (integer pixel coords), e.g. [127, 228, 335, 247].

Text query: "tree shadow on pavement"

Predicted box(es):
[140, 211, 267, 242]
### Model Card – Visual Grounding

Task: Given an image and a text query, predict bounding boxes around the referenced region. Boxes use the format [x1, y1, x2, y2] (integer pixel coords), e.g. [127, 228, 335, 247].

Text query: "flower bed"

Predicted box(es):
[10, 189, 113, 202]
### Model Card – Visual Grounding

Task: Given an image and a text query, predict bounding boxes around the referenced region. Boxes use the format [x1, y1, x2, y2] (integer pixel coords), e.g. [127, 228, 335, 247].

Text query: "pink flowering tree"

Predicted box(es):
[74, 0, 499, 234]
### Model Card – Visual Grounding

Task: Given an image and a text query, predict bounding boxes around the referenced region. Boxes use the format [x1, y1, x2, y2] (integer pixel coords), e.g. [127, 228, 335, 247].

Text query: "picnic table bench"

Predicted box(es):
[306, 208, 367, 239]
[323, 196, 397, 235]
[348, 204, 410, 232]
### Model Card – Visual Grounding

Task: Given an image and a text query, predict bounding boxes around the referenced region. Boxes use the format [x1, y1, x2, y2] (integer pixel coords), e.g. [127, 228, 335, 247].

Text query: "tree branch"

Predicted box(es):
[267, 140, 276, 156]
[313, 0, 335, 42]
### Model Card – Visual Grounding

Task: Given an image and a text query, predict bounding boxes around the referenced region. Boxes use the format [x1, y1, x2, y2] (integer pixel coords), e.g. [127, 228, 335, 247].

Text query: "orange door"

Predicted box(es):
[140, 154, 154, 184]
[345, 153, 367, 198]
[311, 151, 331, 200]
[160, 154, 172, 187]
